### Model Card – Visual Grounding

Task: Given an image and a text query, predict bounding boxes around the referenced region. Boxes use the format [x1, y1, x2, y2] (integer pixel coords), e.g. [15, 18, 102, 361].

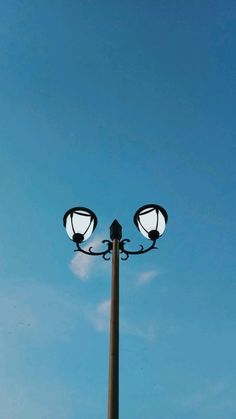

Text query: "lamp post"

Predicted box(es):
[63, 204, 168, 419]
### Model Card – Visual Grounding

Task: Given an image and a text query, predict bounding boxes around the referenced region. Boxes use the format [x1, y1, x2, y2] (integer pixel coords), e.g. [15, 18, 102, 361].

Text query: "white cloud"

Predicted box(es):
[180, 378, 232, 411]
[86, 298, 156, 341]
[0, 278, 87, 419]
[136, 270, 158, 285]
[121, 319, 156, 341]
[70, 252, 94, 280]
[0, 379, 75, 419]
[0, 280, 80, 345]
[86, 299, 111, 332]
[70, 234, 108, 280]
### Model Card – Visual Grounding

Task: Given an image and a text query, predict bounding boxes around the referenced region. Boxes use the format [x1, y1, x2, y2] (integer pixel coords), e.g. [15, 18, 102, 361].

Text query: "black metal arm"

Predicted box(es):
[75, 238, 157, 261]
[75, 240, 113, 260]
[119, 239, 157, 260]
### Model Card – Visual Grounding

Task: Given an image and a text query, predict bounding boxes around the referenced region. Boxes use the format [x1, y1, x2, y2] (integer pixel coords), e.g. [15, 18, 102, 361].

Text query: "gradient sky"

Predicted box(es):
[0, 1, 236, 418]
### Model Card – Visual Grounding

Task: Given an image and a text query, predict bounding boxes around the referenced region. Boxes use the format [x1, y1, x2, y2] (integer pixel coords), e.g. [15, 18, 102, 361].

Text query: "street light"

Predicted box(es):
[63, 204, 168, 419]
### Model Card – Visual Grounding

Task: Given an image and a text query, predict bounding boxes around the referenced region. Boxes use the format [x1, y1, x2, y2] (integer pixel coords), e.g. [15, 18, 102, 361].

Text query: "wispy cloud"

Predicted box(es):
[86, 299, 111, 332]
[121, 319, 156, 341]
[70, 252, 94, 280]
[70, 234, 107, 280]
[0, 280, 80, 345]
[0, 277, 86, 419]
[136, 270, 158, 285]
[86, 298, 156, 341]
[180, 378, 232, 411]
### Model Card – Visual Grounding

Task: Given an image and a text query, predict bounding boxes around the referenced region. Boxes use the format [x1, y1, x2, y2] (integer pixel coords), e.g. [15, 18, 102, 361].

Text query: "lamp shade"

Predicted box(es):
[63, 207, 97, 243]
[134, 204, 168, 240]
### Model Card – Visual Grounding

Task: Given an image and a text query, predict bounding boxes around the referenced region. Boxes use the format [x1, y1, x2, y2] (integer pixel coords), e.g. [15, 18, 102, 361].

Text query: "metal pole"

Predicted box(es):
[108, 220, 122, 419]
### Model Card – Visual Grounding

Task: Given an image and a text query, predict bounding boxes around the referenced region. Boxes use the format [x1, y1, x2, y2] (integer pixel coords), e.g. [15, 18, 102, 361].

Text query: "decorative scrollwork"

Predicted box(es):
[119, 238, 157, 260]
[75, 239, 113, 260]
[74, 238, 157, 261]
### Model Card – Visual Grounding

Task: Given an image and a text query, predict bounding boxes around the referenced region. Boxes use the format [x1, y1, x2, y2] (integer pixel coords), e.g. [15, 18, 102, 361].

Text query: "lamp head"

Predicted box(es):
[134, 204, 168, 240]
[63, 207, 97, 243]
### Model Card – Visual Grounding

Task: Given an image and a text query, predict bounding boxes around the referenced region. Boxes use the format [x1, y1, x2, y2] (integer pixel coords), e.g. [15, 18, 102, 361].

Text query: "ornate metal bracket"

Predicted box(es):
[119, 239, 157, 260]
[75, 238, 157, 261]
[75, 240, 113, 260]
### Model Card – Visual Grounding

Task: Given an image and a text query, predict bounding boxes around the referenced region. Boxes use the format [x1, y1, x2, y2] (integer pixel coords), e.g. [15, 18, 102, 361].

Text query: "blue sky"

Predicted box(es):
[0, 1, 236, 418]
